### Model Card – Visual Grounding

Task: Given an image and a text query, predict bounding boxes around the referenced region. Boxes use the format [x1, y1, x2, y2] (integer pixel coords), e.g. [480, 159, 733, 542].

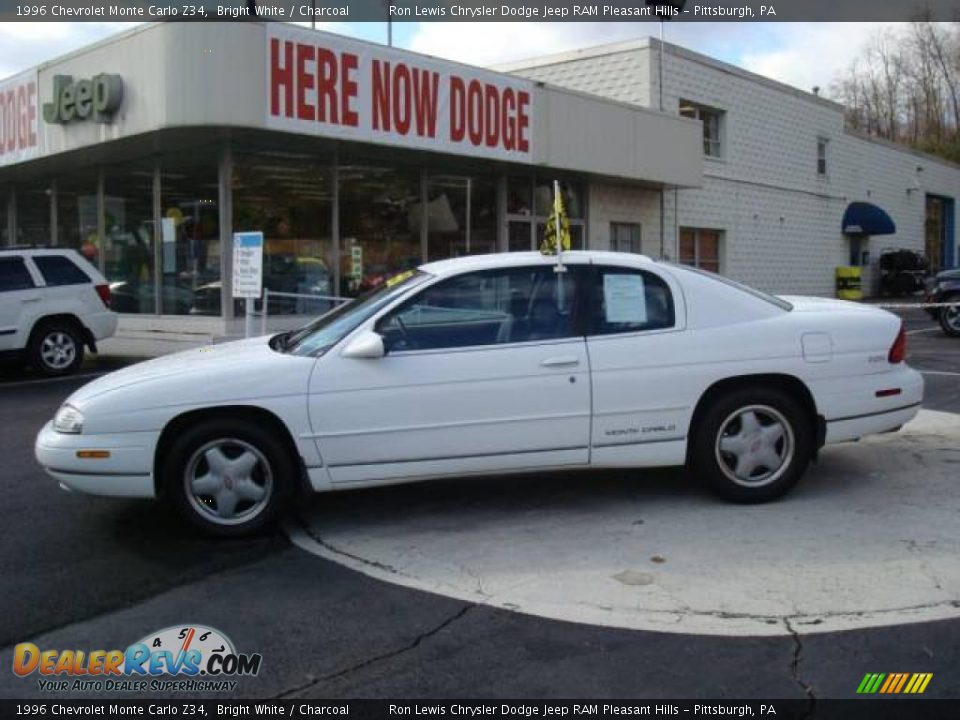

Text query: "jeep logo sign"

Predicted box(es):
[43, 74, 123, 124]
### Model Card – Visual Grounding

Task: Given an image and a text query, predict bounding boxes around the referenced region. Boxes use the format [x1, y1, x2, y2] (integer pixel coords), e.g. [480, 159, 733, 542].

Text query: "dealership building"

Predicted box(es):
[0, 23, 957, 335]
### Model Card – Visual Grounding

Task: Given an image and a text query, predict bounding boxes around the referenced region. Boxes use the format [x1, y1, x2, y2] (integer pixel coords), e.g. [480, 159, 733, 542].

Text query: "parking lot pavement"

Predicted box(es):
[0, 305, 957, 700]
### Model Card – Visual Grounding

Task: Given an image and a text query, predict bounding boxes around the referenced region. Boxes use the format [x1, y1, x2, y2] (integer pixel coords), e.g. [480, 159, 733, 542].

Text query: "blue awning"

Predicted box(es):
[842, 202, 896, 236]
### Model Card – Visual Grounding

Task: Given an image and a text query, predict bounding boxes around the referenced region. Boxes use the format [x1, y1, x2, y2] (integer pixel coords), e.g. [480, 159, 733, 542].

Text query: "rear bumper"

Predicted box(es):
[34, 421, 156, 499]
[84, 311, 118, 343]
[822, 365, 924, 444]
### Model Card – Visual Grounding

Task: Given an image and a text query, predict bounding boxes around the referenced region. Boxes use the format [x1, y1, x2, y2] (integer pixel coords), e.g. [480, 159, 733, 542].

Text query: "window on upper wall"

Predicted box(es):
[678, 227, 722, 274]
[817, 137, 828, 176]
[610, 222, 642, 254]
[679, 100, 724, 158]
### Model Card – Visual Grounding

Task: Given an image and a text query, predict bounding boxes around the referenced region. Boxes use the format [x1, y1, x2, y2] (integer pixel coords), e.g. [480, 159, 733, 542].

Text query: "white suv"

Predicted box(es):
[0, 248, 118, 376]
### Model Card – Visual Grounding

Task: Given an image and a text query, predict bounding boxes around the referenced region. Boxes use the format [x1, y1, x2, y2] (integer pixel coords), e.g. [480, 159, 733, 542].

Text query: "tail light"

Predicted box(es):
[888, 322, 907, 363]
[94, 283, 111, 309]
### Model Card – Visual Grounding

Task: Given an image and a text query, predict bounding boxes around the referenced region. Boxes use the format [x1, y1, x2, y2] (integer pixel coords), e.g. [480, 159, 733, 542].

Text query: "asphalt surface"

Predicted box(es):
[0, 306, 958, 701]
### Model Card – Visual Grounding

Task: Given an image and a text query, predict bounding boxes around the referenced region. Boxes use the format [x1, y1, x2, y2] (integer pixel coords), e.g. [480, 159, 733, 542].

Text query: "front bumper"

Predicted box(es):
[34, 421, 156, 498]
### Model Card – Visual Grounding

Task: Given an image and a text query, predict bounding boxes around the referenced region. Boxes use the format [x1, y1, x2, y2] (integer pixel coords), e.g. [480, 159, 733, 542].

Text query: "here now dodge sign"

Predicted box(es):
[266, 25, 534, 163]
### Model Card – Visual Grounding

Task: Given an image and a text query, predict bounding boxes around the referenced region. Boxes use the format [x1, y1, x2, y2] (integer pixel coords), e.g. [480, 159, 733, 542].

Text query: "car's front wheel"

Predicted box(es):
[939, 294, 960, 337]
[164, 419, 294, 537]
[29, 321, 84, 376]
[690, 387, 812, 503]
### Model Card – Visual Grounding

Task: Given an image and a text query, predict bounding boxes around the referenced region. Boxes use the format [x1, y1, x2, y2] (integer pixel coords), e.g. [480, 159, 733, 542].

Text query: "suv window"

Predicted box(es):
[33, 255, 91, 286]
[589, 267, 675, 335]
[378, 266, 582, 351]
[0, 257, 35, 292]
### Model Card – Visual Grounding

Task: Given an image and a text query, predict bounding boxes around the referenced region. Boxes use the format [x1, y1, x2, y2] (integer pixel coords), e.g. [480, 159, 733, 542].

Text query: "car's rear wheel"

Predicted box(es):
[939, 294, 960, 337]
[29, 321, 84, 376]
[690, 387, 812, 503]
[164, 419, 294, 537]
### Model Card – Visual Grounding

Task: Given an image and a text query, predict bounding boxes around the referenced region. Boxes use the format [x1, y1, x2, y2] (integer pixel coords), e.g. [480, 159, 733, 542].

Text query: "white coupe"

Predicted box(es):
[36, 252, 923, 535]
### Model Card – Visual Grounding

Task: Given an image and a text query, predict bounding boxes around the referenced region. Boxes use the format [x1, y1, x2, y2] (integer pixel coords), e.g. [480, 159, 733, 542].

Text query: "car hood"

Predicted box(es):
[68, 335, 310, 408]
[936, 268, 960, 281]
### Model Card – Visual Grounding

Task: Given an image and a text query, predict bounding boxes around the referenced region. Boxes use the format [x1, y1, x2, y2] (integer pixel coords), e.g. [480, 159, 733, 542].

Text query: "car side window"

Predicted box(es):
[377, 267, 581, 351]
[0, 257, 35, 292]
[32, 256, 91, 286]
[589, 267, 675, 335]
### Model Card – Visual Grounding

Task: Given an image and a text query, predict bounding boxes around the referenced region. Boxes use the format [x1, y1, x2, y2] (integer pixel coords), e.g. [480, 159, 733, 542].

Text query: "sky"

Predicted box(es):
[0, 21, 902, 97]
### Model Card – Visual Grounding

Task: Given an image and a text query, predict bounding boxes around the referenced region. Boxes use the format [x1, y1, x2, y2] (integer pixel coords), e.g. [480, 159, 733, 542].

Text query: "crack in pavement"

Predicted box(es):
[783, 618, 816, 718]
[274, 604, 475, 699]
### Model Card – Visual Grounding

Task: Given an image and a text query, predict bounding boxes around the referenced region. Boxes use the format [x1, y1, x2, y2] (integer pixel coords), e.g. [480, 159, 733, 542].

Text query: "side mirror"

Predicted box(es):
[342, 330, 386, 359]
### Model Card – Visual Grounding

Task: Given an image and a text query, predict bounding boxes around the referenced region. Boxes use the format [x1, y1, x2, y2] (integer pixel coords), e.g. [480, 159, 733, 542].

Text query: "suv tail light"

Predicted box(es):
[888, 322, 907, 363]
[94, 283, 111, 309]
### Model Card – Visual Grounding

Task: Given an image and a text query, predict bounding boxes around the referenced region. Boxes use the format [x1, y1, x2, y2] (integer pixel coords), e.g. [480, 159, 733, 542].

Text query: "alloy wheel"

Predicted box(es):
[184, 438, 274, 526]
[714, 404, 795, 488]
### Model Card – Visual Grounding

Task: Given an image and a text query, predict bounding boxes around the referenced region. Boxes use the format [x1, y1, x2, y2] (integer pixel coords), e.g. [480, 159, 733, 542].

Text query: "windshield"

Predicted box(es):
[665, 263, 794, 311]
[282, 270, 431, 356]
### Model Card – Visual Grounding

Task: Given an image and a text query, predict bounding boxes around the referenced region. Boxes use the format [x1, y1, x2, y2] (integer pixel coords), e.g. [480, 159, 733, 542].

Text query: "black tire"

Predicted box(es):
[28, 321, 85, 376]
[690, 386, 812, 503]
[939, 294, 960, 337]
[163, 418, 295, 537]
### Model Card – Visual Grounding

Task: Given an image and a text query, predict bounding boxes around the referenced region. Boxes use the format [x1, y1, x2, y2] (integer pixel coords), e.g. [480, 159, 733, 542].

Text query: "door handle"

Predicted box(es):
[21, 297, 42, 304]
[541, 356, 579, 367]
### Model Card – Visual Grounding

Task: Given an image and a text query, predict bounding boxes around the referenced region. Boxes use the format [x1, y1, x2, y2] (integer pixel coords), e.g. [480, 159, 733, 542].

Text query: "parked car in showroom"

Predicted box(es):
[36, 251, 922, 535]
[1, 247, 117, 376]
[925, 268, 960, 336]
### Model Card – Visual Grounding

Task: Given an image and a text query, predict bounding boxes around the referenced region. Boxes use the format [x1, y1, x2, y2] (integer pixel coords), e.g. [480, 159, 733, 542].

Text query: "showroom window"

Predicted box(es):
[159, 153, 221, 315]
[610, 222, 642, 254]
[679, 227, 722, 273]
[507, 177, 585, 252]
[0, 191, 9, 246]
[16, 185, 51, 246]
[339, 166, 422, 298]
[377, 266, 582, 351]
[679, 100, 724, 158]
[103, 163, 157, 314]
[234, 154, 335, 317]
[588, 267, 675, 335]
[817, 137, 829, 176]
[425, 174, 497, 262]
[56, 173, 98, 263]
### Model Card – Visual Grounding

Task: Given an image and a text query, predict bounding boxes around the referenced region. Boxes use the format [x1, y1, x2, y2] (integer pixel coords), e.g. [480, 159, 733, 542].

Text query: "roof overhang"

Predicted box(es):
[0, 22, 702, 189]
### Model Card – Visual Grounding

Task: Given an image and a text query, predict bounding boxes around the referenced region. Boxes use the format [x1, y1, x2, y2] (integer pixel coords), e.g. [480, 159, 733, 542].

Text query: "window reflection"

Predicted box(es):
[160, 157, 220, 315]
[17, 185, 50, 246]
[425, 175, 497, 261]
[233, 155, 334, 317]
[103, 165, 155, 314]
[339, 166, 421, 298]
[56, 175, 98, 263]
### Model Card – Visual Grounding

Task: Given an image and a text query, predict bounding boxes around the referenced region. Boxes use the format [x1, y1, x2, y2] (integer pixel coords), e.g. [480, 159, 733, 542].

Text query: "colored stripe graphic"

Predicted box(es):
[857, 672, 932, 694]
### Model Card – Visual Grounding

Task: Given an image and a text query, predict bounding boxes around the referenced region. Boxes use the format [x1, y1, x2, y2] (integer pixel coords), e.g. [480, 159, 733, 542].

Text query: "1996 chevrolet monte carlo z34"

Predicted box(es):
[36, 252, 922, 535]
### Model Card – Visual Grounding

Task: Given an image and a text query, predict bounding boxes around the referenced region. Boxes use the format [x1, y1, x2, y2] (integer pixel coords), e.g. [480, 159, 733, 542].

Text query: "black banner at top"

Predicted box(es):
[1, 0, 959, 22]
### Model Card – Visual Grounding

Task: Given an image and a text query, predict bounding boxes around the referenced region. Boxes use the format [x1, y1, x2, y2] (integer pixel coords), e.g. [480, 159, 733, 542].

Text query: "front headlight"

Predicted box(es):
[53, 405, 84, 434]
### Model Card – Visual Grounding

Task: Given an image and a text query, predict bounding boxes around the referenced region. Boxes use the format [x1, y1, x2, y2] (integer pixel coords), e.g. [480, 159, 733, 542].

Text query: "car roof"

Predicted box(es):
[0, 246, 81, 256]
[419, 251, 655, 277]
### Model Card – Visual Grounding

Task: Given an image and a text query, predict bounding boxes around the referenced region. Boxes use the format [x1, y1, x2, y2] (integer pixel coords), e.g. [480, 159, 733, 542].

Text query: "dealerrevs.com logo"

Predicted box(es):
[13, 625, 262, 693]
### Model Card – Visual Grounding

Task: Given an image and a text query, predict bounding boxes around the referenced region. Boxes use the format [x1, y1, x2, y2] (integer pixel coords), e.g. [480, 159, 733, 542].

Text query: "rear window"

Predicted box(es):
[33, 255, 91, 286]
[0, 257, 35, 292]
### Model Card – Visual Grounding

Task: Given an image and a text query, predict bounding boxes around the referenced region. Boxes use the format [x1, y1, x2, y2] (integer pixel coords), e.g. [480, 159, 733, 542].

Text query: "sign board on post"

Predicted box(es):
[232, 231, 264, 299]
[233, 232, 264, 339]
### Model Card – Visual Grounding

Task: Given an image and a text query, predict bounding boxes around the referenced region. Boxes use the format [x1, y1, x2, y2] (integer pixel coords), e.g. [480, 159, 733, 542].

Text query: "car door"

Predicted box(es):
[585, 264, 691, 468]
[0, 256, 43, 353]
[309, 265, 591, 485]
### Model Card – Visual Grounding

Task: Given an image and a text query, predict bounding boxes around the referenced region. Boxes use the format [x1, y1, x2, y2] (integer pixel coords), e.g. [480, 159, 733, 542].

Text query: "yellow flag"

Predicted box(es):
[540, 184, 571, 255]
